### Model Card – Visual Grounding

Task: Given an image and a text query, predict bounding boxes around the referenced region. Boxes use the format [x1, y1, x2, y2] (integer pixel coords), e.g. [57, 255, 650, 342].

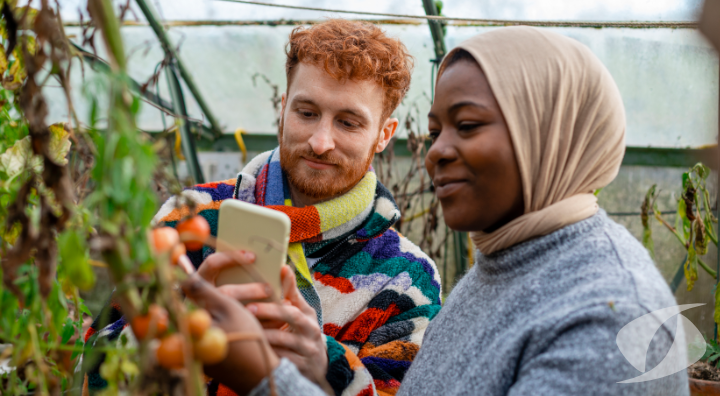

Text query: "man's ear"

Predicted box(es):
[375, 117, 399, 153]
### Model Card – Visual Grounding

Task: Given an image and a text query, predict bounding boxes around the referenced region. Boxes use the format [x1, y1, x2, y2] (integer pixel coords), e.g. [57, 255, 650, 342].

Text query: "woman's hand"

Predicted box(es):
[181, 275, 279, 395]
[247, 266, 330, 389]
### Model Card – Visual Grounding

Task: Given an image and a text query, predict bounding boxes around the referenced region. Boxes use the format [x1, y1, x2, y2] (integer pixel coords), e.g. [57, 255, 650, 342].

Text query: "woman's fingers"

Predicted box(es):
[196, 251, 256, 285]
[177, 254, 196, 275]
[218, 283, 272, 302]
[181, 275, 238, 319]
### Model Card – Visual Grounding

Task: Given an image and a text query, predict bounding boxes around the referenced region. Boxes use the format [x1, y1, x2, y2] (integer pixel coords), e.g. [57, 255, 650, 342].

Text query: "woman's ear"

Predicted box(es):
[375, 117, 399, 153]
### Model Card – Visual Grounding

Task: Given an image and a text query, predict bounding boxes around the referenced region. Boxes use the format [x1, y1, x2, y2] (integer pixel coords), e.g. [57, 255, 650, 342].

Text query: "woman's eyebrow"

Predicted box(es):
[449, 101, 490, 113]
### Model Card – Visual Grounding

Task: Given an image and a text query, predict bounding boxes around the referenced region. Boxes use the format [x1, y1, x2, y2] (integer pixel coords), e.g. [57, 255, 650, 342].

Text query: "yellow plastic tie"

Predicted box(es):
[234, 128, 248, 163]
[173, 126, 185, 161]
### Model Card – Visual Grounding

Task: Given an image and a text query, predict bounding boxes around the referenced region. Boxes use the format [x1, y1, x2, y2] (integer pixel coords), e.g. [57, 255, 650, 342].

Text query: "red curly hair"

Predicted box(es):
[285, 19, 413, 122]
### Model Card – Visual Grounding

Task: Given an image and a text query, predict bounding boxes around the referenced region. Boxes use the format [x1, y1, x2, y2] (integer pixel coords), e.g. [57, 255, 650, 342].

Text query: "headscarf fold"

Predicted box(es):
[439, 27, 626, 255]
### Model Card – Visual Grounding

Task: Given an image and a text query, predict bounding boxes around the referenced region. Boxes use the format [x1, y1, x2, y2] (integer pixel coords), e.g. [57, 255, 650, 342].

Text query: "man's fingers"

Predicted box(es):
[218, 283, 272, 302]
[264, 329, 304, 353]
[280, 265, 316, 317]
[280, 265, 297, 300]
[272, 348, 303, 366]
[248, 303, 317, 336]
[197, 251, 256, 284]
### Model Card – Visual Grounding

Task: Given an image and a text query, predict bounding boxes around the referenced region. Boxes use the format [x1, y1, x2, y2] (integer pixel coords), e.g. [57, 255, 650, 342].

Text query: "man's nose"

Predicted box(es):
[307, 117, 335, 155]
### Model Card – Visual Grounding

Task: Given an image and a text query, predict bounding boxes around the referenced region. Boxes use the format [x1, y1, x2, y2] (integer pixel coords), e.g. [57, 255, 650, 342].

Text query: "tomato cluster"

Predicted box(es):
[137, 215, 227, 370]
[149, 309, 228, 369]
[151, 215, 211, 267]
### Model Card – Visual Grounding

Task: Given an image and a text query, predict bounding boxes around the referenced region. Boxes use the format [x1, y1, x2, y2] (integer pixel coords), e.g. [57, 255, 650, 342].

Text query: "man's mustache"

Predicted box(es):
[299, 150, 342, 167]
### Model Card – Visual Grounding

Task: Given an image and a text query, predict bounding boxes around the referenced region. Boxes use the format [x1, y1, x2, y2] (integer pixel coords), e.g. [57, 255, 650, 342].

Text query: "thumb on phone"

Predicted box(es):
[280, 265, 316, 318]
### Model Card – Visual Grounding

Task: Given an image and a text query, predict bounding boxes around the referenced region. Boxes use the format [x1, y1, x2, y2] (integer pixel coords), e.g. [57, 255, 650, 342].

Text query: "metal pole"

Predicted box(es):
[135, 0, 224, 139]
[167, 65, 205, 184]
[715, 62, 719, 340]
[421, 0, 447, 60]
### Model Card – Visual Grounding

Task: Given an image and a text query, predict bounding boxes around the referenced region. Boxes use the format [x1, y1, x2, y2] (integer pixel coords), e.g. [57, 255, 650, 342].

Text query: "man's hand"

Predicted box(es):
[181, 275, 279, 395]
[248, 265, 331, 390]
[196, 251, 276, 302]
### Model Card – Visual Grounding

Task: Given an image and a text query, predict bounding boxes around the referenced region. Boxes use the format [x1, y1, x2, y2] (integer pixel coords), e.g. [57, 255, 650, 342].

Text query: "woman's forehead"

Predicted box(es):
[431, 61, 499, 114]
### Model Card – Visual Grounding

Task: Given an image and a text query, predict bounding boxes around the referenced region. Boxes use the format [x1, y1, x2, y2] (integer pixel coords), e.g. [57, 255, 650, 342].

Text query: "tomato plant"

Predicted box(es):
[0, 1, 227, 394]
[642, 163, 719, 339]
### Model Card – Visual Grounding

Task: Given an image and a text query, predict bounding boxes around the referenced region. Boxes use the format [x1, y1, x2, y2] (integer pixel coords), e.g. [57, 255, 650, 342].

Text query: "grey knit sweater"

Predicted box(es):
[250, 211, 689, 396]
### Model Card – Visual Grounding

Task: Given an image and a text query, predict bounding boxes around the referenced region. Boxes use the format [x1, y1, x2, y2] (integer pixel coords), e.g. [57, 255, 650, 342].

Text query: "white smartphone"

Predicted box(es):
[215, 200, 291, 301]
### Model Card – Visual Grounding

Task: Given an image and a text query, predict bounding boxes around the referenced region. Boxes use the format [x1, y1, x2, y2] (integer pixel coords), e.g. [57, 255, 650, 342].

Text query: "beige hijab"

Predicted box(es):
[439, 27, 626, 255]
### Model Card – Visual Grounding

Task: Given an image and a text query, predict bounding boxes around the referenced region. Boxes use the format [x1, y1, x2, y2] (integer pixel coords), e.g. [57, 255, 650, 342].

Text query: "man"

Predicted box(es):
[83, 19, 441, 396]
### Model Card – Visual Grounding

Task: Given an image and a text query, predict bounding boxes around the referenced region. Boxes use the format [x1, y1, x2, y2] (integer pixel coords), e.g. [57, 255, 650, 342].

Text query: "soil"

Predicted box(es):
[689, 361, 720, 381]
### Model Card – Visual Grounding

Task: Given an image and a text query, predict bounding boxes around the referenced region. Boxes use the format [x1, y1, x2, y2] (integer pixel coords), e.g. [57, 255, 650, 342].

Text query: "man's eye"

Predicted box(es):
[341, 120, 358, 128]
[299, 110, 315, 118]
[428, 130, 440, 141]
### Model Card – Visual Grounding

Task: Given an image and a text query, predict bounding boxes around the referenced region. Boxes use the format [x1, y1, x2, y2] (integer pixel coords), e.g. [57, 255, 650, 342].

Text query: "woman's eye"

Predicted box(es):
[458, 123, 481, 132]
[428, 130, 440, 141]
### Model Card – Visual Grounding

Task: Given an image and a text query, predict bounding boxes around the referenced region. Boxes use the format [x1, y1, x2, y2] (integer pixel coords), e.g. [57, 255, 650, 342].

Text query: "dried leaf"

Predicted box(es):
[0, 46, 7, 75]
[685, 244, 698, 291]
[48, 123, 71, 166]
[0, 136, 43, 177]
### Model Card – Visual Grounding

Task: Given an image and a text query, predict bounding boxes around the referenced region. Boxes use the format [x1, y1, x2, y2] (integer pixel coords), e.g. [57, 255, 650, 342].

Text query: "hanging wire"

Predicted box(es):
[214, 0, 699, 29]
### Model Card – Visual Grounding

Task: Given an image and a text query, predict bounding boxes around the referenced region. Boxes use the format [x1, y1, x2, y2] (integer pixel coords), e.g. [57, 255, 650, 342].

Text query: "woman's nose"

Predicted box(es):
[426, 131, 459, 166]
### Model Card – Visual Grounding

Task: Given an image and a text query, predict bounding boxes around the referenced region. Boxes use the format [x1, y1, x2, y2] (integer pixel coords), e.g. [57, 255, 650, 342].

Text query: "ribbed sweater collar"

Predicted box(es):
[475, 210, 607, 277]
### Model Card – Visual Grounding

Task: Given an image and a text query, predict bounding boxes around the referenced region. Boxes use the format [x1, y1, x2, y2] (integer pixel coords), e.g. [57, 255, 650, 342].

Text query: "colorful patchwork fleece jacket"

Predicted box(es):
[81, 149, 442, 396]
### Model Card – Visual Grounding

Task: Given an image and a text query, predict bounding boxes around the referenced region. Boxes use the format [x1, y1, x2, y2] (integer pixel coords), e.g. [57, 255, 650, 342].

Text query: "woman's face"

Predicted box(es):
[426, 59, 524, 233]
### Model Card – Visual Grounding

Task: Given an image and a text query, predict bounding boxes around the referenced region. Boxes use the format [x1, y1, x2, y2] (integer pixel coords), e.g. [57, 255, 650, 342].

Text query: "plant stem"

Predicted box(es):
[134, 0, 224, 138]
[699, 258, 718, 279]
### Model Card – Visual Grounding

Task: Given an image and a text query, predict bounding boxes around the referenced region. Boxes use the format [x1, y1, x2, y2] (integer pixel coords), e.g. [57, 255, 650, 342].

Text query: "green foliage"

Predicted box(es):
[703, 338, 720, 367]
[646, 163, 720, 337]
[58, 230, 95, 291]
[640, 184, 656, 259]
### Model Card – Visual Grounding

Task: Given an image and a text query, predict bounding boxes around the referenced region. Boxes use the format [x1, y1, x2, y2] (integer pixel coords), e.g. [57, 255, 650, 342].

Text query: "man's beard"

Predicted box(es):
[279, 119, 376, 200]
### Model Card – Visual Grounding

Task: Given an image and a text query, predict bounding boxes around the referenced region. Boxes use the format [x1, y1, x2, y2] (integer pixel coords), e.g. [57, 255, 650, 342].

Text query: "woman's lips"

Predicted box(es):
[302, 157, 335, 170]
[435, 180, 467, 199]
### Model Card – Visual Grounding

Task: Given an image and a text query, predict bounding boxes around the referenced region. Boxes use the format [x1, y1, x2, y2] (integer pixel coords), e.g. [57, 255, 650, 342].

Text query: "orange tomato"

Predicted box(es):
[152, 227, 180, 254]
[187, 309, 212, 339]
[157, 333, 186, 370]
[177, 216, 210, 251]
[171, 243, 186, 265]
[131, 304, 169, 340]
[193, 327, 228, 365]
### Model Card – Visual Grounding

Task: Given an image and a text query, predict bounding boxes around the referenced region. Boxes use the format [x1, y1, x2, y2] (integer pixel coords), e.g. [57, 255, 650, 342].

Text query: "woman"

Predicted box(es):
[185, 26, 687, 395]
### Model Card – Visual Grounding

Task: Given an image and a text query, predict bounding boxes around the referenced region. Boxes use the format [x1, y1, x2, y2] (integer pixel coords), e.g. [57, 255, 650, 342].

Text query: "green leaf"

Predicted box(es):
[60, 317, 75, 345]
[70, 337, 83, 360]
[642, 227, 655, 260]
[58, 230, 95, 291]
[79, 301, 92, 317]
[715, 282, 720, 326]
[678, 199, 691, 241]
